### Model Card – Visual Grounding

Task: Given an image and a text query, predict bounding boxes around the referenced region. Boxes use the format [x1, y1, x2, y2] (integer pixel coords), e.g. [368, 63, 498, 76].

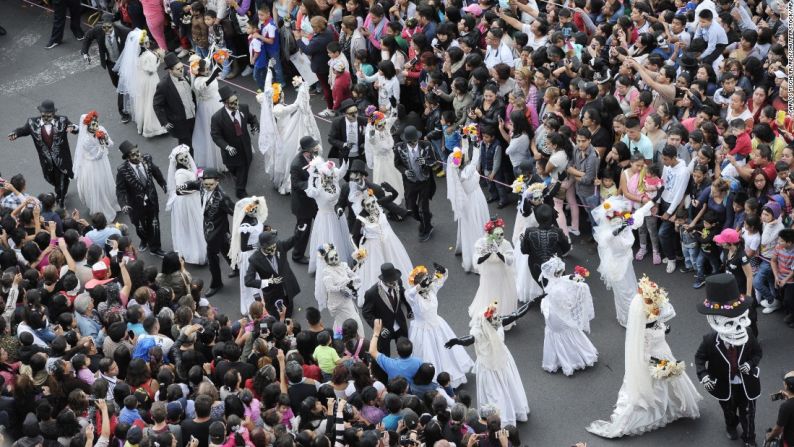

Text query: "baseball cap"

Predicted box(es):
[714, 228, 741, 245]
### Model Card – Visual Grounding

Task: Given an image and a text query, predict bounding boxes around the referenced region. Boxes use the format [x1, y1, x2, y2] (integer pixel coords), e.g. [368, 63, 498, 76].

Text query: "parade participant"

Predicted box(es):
[405, 263, 474, 388]
[445, 301, 532, 427]
[337, 160, 406, 244]
[290, 136, 321, 264]
[115, 140, 167, 256]
[318, 243, 365, 336]
[695, 273, 762, 446]
[588, 275, 702, 438]
[154, 52, 197, 149]
[134, 31, 168, 138]
[190, 58, 225, 171]
[245, 227, 306, 317]
[362, 263, 412, 356]
[73, 111, 120, 222]
[229, 197, 269, 315]
[81, 13, 131, 123]
[590, 197, 654, 327]
[520, 204, 570, 287]
[112, 28, 145, 125]
[8, 100, 77, 208]
[363, 107, 403, 204]
[356, 194, 413, 293]
[395, 126, 437, 242]
[199, 168, 236, 297]
[469, 217, 519, 328]
[539, 257, 597, 376]
[513, 179, 553, 303]
[445, 145, 490, 273]
[210, 85, 259, 199]
[165, 144, 206, 265]
[329, 99, 367, 166]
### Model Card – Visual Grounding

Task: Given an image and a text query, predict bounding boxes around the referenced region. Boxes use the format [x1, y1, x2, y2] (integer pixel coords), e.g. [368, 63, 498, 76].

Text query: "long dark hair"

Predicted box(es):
[510, 109, 533, 140]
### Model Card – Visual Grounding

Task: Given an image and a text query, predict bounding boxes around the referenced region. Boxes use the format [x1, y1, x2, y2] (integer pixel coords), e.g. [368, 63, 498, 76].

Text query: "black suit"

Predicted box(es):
[12, 116, 76, 205]
[328, 115, 367, 163]
[47, 0, 85, 47]
[81, 19, 129, 116]
[244, 236, 301, 317]
[210, 105, 257, 198]
[115, 155, 167, 250]
[201, 187, 235, 288]
[289, 153, 317, 260]
[337, 180, 406, 242]
[361, 282, 412, 356]
[153, 75, 196, 148]
[695, 332, 762, 443]
[394, 141, 437, 235]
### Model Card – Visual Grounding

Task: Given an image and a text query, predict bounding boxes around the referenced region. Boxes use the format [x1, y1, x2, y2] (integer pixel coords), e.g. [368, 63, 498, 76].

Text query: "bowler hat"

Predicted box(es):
[101, 12, 114, 24]
[37, 100, 57, 113]
[163, 52, 181, 69]
[300, 136, 319, 151]
[349, 159, 369, 175]
[118, 140, 137, 158]
[339, 99, 356, 113]
[218, 85, 237, 102]
[202, 168, 222, 179]
[697, 273, 750, 317]
[402, 125, 421, 142]
[258, 230, 278, 246]
[378, 263, 402, 282]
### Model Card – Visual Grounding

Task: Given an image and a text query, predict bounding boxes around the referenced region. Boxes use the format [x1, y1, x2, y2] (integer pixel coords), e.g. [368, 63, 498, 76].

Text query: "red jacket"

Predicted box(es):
[332, 71, 352, 110]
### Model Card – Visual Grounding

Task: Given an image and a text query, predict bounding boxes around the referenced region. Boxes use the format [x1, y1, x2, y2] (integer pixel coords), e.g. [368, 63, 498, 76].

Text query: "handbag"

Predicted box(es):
[763, 437, 780, 447]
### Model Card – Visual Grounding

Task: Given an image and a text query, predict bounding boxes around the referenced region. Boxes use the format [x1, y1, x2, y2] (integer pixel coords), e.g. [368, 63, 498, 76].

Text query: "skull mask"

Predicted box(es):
[324, 248, 340, 266]
[363, 196, 380, 217]
[487, 227, 505, 245]
[88, 119, 100, 134]
[262, 243, 277, 256]
[202, 178, 218, 191]
[320, 173, 335, 189]
[707, 310, 751, 346]
[176, 152, 190, 168]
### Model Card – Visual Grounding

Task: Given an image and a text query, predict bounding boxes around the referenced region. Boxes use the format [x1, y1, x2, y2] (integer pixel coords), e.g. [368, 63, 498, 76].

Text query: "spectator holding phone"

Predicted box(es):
[766, 371, 794, 446]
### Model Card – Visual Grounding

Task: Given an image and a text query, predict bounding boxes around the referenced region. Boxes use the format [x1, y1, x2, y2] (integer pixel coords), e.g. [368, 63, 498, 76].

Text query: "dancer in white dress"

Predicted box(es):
[469, 218, 519, 329]
[306, 158, 355, 284]
[511, 181, 547, 303]
[229, 196, 268, 315]
[133, 31, 167, 138]
[591, 197, 654, 327]
[356, 194, 414, 297]
[405, 264, 474, 388]
[445, 301, 531, 427]
[539, 257, 598, 376]
[74, 111, 120, 222]
[446, 144, 490, 273]
[364, 109, 404, 206]
[113, 28, 145, 122]
[258, 67, 322, 195]
[318, 243, 366, 337]
[165, 145, 206, 265]
[587, 276, 702, 438]
[190, 57, 225, 171]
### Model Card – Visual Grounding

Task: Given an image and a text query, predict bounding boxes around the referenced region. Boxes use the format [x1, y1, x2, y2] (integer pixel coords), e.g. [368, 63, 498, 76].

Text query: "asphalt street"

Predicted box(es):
[1, 2, 793, 445]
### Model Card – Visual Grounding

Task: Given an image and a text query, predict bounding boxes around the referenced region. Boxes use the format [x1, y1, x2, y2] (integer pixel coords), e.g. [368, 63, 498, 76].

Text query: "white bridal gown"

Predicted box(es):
[512, 192, 545, 303]
[586, 297, 702, 438]
[321, 261, 365, 336]
[469, 237, 519, 328]
[134, 49, 167, 138]
[192, 74, 225, 170]
[166, 155, 206, 265]
[405, 273, 474, 388]
[356, 209, 413, 297]
[446, 145, 490, 273]
[74, 118, 120, 222]
[365, 121, 404, 205]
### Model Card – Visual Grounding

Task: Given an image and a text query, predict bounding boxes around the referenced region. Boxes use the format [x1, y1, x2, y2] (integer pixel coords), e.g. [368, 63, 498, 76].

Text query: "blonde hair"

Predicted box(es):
[310, 16, 328, 32]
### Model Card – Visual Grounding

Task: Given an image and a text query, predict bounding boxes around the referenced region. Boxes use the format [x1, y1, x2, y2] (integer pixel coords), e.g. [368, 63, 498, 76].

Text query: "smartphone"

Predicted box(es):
[253, 292, 262, 302]
[275, 299, 285, 313]
[127, 330, 135, 339]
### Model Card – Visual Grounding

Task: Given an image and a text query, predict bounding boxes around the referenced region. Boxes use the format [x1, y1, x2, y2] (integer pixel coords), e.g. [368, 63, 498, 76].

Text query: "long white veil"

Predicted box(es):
[113, 28, 144, 111]
[73, 115, 90, 179]
[257, 68, 280, 176]
[624, 294, 654, 407]
[166, 145, 197, 212]
[228, 196, 269, 268]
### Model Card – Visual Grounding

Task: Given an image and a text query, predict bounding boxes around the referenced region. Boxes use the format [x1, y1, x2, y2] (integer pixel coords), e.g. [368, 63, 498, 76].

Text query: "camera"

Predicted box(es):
[771, 392, 786, 401]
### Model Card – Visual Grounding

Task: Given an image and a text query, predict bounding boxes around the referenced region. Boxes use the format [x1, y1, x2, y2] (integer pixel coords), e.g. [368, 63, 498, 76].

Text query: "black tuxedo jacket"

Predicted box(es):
[81, 19, 129, 68]
[394, 141, 437, 185]
[289, 153, 318, 220]
[327, 115, 367, 160]
[200, 187, 235, 247]
[115, 155, 167, 210]
[361, 282, 412, 334]
[210, 104, 257, 168]
[14, 116, 76, 179]
[336, 180, 402, 230]
[695, 332, 762, 401]
[244, 238, 300, 300]
[153, 75, 196, 140]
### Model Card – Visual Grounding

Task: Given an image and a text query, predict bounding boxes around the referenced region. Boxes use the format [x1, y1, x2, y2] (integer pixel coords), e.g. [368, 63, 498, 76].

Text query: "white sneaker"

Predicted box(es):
[568, 227, 580, 236]
[176, 48, 189, 58]
[666, 260, 676, 274]
[762, 300, 782, 314]
[318, 108, 336, 118]
[241, 66, 253, 77]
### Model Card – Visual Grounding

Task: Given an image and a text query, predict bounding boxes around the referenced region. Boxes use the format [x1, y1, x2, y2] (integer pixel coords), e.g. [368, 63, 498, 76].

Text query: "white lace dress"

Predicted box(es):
[134, 50, 167, 138]
[321, 262, 365, 336]
[306, 179, 356, 291]
[192, 75, 225, 170]
[446, 149, 490, 273]
[74, 120, 120, 222]
[168, 168, 206, 265]
[469, 238, 519, 328]
[238, 220, 265, 315]
[405, 274, 474, 388]
[357, 211, 413, 297]
[365, 122, 404, 206]
[512, 194, 545, 303]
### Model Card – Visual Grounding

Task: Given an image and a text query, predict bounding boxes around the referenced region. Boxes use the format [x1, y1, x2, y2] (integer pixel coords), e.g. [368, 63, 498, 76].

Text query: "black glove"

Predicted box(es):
[496, 252, 505, 263]
[433, 262, 446, 274]
[477, 253, 491, 264]
[444, 338, 458, 349]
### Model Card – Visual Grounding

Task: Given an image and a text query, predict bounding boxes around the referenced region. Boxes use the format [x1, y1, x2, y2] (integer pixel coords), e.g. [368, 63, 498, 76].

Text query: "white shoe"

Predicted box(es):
[762, 300, 782, 314]
[568, 227, 580, 236]
[176, 48, 189, 58]
[241, 66, 253, 77]
[666, 260, 676, 274]
[318, 108, 335, 118]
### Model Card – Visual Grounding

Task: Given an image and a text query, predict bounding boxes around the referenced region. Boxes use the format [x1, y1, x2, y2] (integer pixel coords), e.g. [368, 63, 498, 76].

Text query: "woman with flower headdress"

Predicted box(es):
[405, 263, 474, 388]
[445, 143, 490, 273]
[74, 111, 121, 222]
[539, 257, 597, 376]
[356, 193, 413, 293]
[317, 243, 365, 337]
[469, 217, 519, 328]
[512, 177, 554, 303]
[190, 57, 225, 171]
[133, 30, 167, 138]
[364, 106, 404, 206]
[229, 196, 269, 315]
[445, 300, 532, 427]
[587, 276, 701, 438]
[166, 145, 206, 266]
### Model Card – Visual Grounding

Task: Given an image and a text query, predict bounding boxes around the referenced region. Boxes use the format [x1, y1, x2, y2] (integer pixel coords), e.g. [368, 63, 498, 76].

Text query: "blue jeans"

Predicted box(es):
[753, 260, 776, 305]
[695, 250, 721, 282]
[682, 242, 698, 269]
[195, 46, 209, 58]
[253, 53, 284, 89]
[577, 191, 600, 228]
[657, 201, 678, 260]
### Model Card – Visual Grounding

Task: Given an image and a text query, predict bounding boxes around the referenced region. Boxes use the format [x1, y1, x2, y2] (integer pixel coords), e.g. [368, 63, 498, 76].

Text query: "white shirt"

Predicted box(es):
[346, 118, 359, 156]
[484, 42, 515, 69]
[661, 159, 690, 212]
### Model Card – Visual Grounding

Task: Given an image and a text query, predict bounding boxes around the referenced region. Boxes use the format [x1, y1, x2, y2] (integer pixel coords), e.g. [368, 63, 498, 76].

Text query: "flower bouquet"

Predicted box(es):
[511, 175, 525, 194]
[572, 265, 590, 282]
[462, 124, 478, 139]
[649, 357, 686, 379]
[212, 48, 230, 65]
[353, 247, 368, 262]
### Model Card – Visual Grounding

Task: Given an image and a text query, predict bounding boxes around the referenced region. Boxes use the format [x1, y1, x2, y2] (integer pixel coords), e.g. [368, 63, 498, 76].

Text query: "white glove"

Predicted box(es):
[701, 375, 717, 391]
[225, 145, 237, 156]
[739, 362, 751, 374]
[260, 279, 271, 288]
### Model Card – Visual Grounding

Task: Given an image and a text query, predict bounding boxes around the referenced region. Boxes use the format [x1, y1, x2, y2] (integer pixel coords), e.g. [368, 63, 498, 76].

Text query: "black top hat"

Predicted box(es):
[300, 136, 319, 151]
[118, 140, 137, 158]
[163, 52, 181, 69]
[37, 100, 57, 113]
[697, 273, 750, 317]
[202, 168, 221, 179]
[379, 263, 402, 282]
[349, 159, 369, 175]
[402, 125, 420, 142]
[339, 99, 356, 113]
[258, 230, 278, 246]
[218, 85, 237, 102]
[101, 12, 114, 24]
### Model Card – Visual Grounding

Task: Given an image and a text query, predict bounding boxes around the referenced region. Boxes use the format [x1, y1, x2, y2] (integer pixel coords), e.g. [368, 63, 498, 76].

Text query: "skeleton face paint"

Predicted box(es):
[707, 310, 751, 346]
[176, 152, 190, 167]
[88, 120, 100, 133]
[202, 178, 218, 190]
[128, 149, 142, 164]
[225, 96, 239, 112]
[40, 112, 54, 123]
[263, 244, 277, 255]
[325, 248, 340, 266]
[170, 63, 185, 79]
[488, 227, 505, 245]
[364, 197, 380, 217]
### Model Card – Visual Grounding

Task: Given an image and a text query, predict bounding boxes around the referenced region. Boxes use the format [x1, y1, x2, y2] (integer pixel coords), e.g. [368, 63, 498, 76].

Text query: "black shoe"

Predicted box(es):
[679, 266, 694, 273]
[420, 227, 434, 242]
[206, 285, 222, 297]
[496, 201, 509, 209]
[121, 113, 131, 124]
[76, 34, 86, 41]
[150, 248, 166, 257]
[292, 256, 310, 264]
[45, 41, 60, 49]
[139, 242, 148, 252]
[236, 190, 249, 199]
[486, 197, 498, 204]
[743, 441, 757, 447]
[726, 427, 739, 440]
[228, 269, 239, 278]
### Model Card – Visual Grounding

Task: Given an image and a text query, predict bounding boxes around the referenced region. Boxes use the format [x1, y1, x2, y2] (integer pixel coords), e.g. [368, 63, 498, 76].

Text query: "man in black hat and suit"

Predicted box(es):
[361, 263, 413, 356]
[328, 99, 367, 165]
[210, 85, 259, 199]
[394, 125, 437, 242]
[520, 203, 570, 285]
[8, 100, 78, 208]
[199, 168, 237, 297]
[154, 52, 196, 148]
[44, 0, 85, 49]
[245, 228, 307, 317]
[115, 140, 167, 256]
[289, 136, 321, 264]
[695, 273, 762, 446]
[80, 13, 131, 123]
